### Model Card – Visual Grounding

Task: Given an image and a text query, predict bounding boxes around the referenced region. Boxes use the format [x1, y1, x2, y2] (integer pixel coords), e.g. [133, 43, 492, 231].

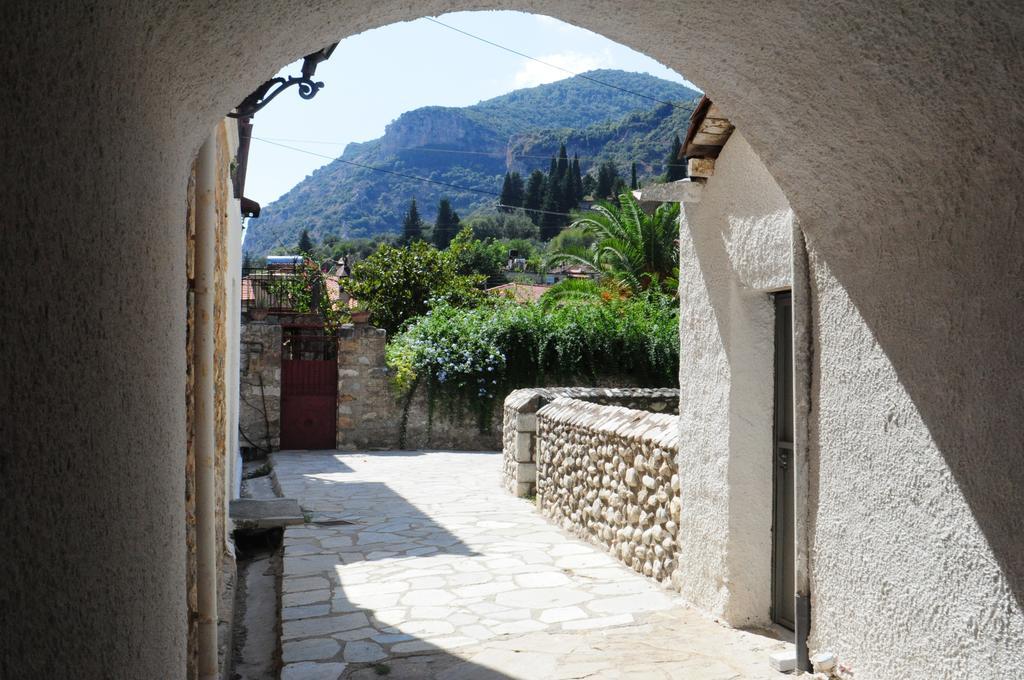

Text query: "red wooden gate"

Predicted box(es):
[280, 328, 337, 450]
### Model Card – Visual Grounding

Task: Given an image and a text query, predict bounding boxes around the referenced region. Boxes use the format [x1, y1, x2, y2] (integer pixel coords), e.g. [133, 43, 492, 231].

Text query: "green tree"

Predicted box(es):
[630, 162, 638, 190]
[523, 170, 546, 224]
[595, 161, 620, 199]
[345, 241, 484, 334]
[297, 228, 314, 254]
[448, 226, 507, 284]
[549, 190, 680, 296]
[400, 199, 424, 244]
[539, 188, 563, 241]
[581, 173, 597, 197]
[663, 134, 686, 182]
[559, 169, 576, 213]
[433, 197, 461, 249]
[499, 172, 525, 211]
[463, 211, 539, 240]
[572, 155, 584, 201]
[555, 143, 569, 179]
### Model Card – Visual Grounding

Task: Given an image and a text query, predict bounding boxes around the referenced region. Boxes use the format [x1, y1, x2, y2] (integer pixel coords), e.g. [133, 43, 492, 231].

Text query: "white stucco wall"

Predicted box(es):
[804, 250, 1024, 675]
[675, 131, 794, 627]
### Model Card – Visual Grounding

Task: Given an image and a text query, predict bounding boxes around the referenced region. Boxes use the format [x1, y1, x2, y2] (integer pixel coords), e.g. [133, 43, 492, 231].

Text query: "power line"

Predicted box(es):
[248, 135, 577, 218]
[258, 137, 673, 168]
[251, 136, 501, 197]
[424, 16, 691, 111]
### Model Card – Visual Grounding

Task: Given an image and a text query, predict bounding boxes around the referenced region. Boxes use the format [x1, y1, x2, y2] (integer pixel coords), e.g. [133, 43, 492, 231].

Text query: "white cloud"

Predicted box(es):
[512, 50, 615, 88]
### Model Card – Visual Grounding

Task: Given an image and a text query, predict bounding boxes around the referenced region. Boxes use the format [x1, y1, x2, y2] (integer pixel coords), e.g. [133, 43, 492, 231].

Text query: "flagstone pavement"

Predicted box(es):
[271, 450, 791, 679]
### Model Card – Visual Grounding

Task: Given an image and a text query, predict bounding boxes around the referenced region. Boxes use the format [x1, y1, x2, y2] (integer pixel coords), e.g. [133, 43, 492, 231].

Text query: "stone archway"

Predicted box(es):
[2, 2, 1021, 678]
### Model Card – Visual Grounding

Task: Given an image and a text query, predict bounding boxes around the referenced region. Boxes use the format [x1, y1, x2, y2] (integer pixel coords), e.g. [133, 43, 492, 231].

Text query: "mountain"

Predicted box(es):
[245, 70, 699, 255]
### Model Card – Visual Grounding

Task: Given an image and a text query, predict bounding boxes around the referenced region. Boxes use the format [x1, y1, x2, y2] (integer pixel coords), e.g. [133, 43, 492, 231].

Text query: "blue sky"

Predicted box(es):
[244, 11, 696, 206]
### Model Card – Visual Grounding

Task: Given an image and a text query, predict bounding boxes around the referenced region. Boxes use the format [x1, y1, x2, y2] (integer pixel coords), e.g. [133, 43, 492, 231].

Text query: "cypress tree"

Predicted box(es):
[559, 169, 576, 212]
[544, 171, 562, 217]
[297, 228, 314, 254]
[400, 199, 423, 244]
[433, 197, 460, 249]
[499, 173, 514, 212]
[556, 144, 569, 180]
[548, 156, 557, 178]
[596, 161, 620, 199]
[572, 155, 584, 201]
[664, 134, 686, 182]
[539, 189, 562, 241]
[506, 172, 525, 209]
[630, 162, 638, 190]
[524, 170, 546, 224]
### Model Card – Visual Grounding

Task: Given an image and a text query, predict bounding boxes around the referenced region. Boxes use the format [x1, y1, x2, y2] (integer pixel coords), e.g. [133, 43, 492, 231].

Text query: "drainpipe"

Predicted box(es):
[194, 130, 220, 680]
[792, 227, 813, 672]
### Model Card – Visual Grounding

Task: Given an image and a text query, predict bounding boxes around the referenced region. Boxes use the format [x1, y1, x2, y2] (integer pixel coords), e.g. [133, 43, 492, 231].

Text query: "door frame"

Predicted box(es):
[771, 290, 795, 629]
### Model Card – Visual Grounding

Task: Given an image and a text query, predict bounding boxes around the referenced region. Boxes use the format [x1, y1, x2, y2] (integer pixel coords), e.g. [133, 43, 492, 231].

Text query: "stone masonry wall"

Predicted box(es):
[502, 388, 678, 497]
[336, 324, 393, 449]
[239, 322, 281, 453]
[336, 322, 498, 451]
[536, 398, 681, 587]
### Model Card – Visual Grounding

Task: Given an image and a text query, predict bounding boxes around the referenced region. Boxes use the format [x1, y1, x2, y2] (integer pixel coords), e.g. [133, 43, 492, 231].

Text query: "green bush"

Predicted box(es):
[386, 292, 679, 427]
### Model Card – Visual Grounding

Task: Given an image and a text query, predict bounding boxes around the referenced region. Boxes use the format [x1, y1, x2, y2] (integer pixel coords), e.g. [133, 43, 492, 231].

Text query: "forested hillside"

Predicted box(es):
[245, 70, 698, 255]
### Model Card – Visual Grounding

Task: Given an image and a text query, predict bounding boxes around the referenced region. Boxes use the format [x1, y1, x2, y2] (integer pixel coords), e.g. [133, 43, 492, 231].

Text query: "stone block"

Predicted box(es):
[517, 463, 537, 484]
[516, 432, 534, 462]
[516, 413, 537, 431]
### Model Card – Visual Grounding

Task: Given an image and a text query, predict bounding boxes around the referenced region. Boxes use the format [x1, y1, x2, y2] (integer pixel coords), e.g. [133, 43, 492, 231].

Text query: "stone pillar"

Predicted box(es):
[336, 323, 395, 450]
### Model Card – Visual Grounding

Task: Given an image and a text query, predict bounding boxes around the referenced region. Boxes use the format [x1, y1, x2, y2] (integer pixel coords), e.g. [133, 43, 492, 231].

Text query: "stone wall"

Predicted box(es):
[239, 322, 281, 453]
[335, 324, 393, 449]
[336, 322, 499, 451]
[502, 387, 679, 497]
[535, 398, 681, 586]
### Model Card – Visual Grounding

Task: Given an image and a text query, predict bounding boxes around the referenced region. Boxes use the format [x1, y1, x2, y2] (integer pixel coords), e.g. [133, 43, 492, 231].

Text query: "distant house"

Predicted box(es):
[486, 282, 551, 303]
[543, 264, 595, 285]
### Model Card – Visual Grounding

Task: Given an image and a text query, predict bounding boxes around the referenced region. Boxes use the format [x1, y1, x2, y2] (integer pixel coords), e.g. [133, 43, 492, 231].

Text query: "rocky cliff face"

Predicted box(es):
[380, 107, 504, 155]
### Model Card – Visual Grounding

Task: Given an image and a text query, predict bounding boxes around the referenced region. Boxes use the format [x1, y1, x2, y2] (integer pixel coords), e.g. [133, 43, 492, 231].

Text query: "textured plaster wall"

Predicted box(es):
[1, 2, 1021, 678]
[676, 132, 794, 627]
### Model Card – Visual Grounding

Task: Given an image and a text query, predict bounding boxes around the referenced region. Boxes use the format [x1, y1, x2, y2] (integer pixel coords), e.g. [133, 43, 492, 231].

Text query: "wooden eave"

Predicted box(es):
[680, 95, 735, 160]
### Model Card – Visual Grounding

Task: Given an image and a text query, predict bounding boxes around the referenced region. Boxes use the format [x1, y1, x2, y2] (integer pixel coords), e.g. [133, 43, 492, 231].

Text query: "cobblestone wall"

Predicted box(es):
[535, 398, 681, 586]
[502, 388, 678, 497]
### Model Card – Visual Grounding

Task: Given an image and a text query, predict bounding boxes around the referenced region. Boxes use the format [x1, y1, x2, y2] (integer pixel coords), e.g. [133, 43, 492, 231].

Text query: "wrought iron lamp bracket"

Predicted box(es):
[228, 43, 338, 119]
[228, 76, 324, 119]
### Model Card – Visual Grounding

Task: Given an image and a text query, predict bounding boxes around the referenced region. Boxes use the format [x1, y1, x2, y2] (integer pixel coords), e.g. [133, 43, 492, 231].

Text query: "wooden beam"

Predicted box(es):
[688, 157, 716, 178]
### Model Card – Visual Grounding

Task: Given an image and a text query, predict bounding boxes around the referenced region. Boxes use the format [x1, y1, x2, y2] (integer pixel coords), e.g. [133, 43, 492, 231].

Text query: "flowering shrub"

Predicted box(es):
[386, 291, 679, 428]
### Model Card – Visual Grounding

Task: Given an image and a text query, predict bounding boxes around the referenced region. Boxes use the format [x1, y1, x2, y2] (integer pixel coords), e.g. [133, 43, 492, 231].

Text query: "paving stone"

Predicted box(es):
[282, 604, 331, 621]
[561, 613, 634, 630]
[283, 612, 370, 640]
[513, 572, 572, 588]
[273, 451, 792, 679]
[283, 589, 331, 607]
[284, 576, 331, 593]
[539, 606, 587, 623]
[343, 640, 387, 663]
[281, 637, 340, 663]
[400, 589, 455, 606]
[280, 661, 347, 680]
